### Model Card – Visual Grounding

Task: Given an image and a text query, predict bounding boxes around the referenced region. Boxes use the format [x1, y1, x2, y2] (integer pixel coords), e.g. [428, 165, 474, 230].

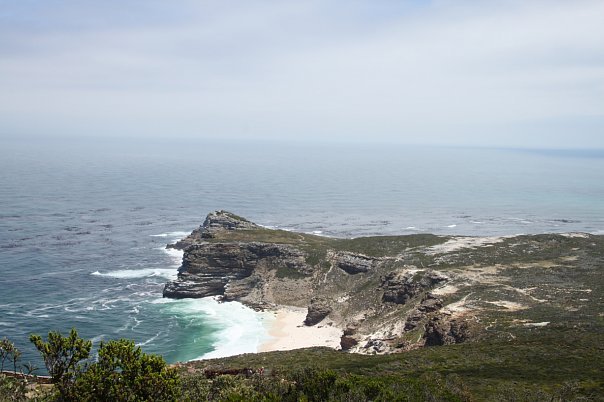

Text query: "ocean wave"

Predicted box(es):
[91, 268, 177, 280]
[161, 247, 184, 267]
[150, 231, 190, 238]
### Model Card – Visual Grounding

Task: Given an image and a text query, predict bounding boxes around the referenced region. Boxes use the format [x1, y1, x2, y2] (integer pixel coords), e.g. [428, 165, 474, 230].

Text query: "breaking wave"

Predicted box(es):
[92, 268, 177, 280]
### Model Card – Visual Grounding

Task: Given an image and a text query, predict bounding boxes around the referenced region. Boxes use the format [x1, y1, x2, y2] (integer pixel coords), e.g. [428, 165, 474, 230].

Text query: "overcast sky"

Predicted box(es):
[1, 0, 603, 148]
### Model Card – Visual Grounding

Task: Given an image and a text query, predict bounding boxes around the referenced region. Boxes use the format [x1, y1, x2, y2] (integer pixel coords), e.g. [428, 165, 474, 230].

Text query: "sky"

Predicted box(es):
[0, 0, 603, 148]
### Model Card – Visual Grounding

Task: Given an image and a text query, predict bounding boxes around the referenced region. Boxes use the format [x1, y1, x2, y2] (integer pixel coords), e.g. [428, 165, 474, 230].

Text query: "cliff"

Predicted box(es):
[164, 211, 604, 355]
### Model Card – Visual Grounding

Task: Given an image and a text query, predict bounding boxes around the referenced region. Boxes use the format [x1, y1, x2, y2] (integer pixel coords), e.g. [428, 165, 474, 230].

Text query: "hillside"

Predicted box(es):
[164, 211, 603, 357]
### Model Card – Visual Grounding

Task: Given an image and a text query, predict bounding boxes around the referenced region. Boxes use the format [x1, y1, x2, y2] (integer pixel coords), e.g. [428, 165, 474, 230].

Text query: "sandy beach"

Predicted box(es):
[258, 306, 342, 352]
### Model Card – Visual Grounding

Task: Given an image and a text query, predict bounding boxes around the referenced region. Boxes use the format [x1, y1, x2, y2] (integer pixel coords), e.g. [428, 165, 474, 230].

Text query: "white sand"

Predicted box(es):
[426, 236, 509, 254]
[258, 306, 342, 352]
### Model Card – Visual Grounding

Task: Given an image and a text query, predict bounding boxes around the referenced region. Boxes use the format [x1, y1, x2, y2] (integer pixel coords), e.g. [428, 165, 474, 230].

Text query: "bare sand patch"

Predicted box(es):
[425, 236, 509, 254]
[560, 233, 589, 238]
[432, 284, 459, 296]
[523, 321, 550, 327]
[258, 306, 342, 353]
[485, 300, 527, 311]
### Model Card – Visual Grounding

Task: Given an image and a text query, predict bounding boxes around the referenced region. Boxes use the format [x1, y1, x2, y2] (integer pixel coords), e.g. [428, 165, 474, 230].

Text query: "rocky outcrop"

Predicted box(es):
[424, 315, 473, 346]
[163, 242, 309, 300]
[335, 252, 379, 274]
[199, 210, 258, 238]
[404, 293, 443, 331]
[381, 270, 447, 304]
[418, 293, 443, 312]
[340, 327, 360, 351]
[304, 297, 332, 326]
[167, 211, 259, 249]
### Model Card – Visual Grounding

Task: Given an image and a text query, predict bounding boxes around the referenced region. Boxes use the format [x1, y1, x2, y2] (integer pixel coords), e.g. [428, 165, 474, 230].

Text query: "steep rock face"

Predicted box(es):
[381, 270, 447, 304]
[335, 252, 379, 274]
[163, 242, 309, 300]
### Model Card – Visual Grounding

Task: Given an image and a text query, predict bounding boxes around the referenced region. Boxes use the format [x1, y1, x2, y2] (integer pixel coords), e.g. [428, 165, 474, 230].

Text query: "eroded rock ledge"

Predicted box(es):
[163, 211, 602, 354]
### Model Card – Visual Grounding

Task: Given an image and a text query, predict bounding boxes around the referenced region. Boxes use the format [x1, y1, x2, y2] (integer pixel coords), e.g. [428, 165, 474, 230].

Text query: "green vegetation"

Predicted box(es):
[1, 325, 602, 400]
[3, 330, 179, 401]
[211, 227, 448, 258]
[76, 339, 179, 401]
[190, 328, 603, 401]
[179, 367, 471, 401]
[1, 338, 22, 375]
[30, 328, 91, 397]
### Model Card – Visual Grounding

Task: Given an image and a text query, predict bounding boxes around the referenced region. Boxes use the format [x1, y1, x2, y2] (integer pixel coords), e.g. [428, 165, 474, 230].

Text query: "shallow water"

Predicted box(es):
[1, 138, 603, 369]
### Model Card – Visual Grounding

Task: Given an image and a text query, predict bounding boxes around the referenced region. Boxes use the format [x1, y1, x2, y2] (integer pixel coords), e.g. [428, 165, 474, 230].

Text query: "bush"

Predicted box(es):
[29, 330, 179, 401]
[76, 339, 180, 401]
[0, 337, 22, 374]
[30, 328, 91, 400]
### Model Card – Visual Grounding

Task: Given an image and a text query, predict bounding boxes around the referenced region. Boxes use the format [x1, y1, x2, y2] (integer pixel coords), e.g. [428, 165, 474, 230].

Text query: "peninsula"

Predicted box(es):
[164, 211, 603, 356]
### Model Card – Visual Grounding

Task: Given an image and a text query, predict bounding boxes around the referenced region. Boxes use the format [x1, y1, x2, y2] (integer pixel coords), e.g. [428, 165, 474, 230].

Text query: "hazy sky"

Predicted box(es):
[1, 0, 603, 147]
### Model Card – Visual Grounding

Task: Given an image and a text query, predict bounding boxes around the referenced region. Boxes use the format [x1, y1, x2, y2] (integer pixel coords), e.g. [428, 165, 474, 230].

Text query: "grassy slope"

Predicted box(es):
[187, 327, 603, 399]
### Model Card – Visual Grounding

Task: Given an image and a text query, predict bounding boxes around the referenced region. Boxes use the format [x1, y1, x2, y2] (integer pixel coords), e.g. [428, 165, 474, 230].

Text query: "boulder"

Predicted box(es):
[340, 335, 358, 351]
[304, 297, 332, 326]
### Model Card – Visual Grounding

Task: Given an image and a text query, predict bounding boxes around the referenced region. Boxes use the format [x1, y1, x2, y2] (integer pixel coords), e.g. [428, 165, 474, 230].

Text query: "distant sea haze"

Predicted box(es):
[1, 138, 603, 370]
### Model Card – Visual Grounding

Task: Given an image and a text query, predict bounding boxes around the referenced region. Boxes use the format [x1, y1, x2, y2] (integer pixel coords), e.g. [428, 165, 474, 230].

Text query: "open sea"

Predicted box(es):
[1, 137, 603, 370]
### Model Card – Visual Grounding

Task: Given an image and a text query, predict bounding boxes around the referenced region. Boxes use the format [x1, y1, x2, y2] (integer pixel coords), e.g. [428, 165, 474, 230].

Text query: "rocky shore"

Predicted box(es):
[164, 211, 603, 355]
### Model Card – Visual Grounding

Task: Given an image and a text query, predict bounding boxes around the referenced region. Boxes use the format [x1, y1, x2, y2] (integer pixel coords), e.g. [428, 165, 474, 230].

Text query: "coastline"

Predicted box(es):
[258, 306, 342, 353]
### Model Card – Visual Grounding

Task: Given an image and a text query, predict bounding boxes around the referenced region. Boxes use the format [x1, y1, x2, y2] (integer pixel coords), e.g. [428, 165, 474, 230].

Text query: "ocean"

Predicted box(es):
[1, 137, 603, 370]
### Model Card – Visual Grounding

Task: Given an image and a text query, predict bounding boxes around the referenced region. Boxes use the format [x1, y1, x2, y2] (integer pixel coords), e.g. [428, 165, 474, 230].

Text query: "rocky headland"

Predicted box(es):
[164, 211, 603, 355]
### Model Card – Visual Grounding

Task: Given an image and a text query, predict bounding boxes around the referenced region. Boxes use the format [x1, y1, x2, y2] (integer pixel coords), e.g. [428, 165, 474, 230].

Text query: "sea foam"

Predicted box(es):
[161, 247, 184, 267]
[150, 231, 190, 238]
[156, 297, 273, 360]
[92, 268, 178, 280]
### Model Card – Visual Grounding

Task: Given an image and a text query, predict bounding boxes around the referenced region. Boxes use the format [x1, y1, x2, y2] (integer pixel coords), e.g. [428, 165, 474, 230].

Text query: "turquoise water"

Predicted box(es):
[1, 138, 603, 369]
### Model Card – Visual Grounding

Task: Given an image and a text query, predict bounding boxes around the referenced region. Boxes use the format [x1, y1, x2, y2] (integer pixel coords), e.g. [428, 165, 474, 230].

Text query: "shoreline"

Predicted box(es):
[258, 306, 342, 353]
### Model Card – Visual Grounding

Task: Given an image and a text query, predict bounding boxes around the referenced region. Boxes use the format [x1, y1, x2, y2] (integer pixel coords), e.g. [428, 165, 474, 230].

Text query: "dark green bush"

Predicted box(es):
[76, 339, 180, 401]
[29, 330, 179, 401]
[30, 328, 91, 400]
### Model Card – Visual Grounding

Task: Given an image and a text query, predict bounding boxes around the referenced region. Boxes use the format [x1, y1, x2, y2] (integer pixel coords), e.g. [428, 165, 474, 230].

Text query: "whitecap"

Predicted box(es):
[405, 226, 417, 230]
[136, 332, 161, 347]
[150, 231, 190, 238]
[446, 224, 457, 228]
[91, 268, 177, 280]
[303, 230, 327, 236]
